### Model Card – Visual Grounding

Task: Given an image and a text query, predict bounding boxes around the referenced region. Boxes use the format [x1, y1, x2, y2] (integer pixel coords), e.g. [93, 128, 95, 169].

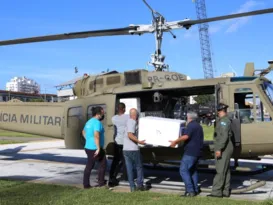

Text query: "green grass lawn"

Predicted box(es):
[0, 140, 25, 145]
[0, 129, 43, 138]
[0, 129, 47, 144]
[0, 179, 271, 205]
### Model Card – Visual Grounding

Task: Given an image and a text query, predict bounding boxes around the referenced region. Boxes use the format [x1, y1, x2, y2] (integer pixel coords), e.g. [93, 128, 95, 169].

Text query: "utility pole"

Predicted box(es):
[44, 88, 46, 102]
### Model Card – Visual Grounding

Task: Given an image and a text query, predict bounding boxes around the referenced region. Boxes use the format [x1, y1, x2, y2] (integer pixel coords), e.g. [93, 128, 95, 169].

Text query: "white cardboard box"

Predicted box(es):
[119, 98, 141, 114]
[138, 116, 186, 147]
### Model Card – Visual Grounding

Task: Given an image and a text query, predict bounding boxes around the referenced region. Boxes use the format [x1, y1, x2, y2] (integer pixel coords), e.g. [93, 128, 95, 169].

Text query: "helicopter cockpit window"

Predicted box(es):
[262, 82, 273, 106]
[234, 88, 268, 123]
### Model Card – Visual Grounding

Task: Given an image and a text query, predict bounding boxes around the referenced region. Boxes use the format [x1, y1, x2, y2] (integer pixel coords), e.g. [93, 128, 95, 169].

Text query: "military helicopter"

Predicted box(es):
[0, 0, 273, 168]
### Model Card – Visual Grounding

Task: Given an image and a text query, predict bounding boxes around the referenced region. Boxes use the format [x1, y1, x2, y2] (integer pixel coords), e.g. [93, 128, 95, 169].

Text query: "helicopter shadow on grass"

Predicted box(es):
[0, 175, 43, 182]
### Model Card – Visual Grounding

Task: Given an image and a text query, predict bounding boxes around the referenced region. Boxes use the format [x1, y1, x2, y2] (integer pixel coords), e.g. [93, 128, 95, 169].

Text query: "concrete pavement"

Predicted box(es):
[1, 140, 273, 201]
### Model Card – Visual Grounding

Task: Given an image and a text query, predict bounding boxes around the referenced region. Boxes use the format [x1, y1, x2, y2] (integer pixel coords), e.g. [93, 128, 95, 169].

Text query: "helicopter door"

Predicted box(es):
[85, 94, 116, 154]
[231, 85, 273, 156]
[65, 105, 84, 149]
[216, 84, 242, 159]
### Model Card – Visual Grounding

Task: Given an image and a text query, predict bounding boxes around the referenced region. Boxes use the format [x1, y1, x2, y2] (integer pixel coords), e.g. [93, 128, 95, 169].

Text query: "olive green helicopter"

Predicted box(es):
[0, 1, 273, 174]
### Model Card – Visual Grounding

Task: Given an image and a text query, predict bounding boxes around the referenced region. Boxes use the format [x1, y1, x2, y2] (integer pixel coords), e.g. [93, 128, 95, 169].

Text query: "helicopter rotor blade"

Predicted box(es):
[0, 7, 273, 46]
[0, 26, 139, 46]
[178, 7, 273, 27]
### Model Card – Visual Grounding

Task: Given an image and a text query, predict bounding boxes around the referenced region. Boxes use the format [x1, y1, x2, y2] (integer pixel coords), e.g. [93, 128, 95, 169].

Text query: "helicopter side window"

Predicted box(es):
[87, 104, 107, 125]
[262, 82, 273, 106]
[251, 94, 264, 122]
[67, 106, 83, 128]
[234, 88, 253, 123]
[234, 88, 267, 123]
[260, 82, 273, 121]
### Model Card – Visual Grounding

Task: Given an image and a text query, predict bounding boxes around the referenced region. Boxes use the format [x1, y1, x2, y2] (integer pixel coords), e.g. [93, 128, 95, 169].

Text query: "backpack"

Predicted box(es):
[228, 114, 241, 147]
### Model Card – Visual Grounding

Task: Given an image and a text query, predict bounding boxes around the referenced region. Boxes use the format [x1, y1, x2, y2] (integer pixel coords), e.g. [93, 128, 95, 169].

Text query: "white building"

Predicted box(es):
[221, 72, 236, 77]
[6, 76, 40, 94]
[215, 72, 236, 78]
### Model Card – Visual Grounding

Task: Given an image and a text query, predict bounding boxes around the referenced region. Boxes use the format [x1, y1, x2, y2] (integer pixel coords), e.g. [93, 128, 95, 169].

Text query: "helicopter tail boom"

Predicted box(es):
[0, 101, 64, 139]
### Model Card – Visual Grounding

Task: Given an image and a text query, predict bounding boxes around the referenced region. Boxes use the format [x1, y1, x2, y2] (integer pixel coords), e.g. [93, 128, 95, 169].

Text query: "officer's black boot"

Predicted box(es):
[223, 189, 231, 198]
[181, 192, 196, 197]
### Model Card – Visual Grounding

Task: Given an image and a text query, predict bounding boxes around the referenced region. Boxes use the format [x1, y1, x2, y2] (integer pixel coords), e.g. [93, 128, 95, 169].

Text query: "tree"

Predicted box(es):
[193, 94, 215, 105]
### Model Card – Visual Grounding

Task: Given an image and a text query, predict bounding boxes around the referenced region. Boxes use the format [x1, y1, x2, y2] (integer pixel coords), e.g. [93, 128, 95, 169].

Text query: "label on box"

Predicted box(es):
[138, 116, 186, 147]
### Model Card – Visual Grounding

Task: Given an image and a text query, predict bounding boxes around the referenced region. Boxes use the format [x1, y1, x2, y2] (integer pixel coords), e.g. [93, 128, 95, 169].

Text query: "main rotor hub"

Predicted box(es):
[144, 1, 170, 71]
[149, 53, 168, 71]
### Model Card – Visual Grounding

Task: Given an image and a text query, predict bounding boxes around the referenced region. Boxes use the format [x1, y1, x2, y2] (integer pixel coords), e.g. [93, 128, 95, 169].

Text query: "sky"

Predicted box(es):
[1, 0, 273, 94]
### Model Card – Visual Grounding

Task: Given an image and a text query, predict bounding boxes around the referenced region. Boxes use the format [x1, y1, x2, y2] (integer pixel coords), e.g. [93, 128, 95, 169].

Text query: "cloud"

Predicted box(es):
[185, 0, 265, 36]
[208, 25, 222, 34]
[0, 70, 18, 75]
[182, 24, 220, 39]
[25, 68, 99, 83]
[169, 0, 264, 43]
[225, 0, 265, 33]
[183, 27, 199, 39]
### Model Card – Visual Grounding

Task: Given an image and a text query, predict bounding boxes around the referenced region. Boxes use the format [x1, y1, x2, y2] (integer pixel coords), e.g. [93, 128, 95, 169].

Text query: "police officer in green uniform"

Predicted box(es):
[207, 103, 234, 198]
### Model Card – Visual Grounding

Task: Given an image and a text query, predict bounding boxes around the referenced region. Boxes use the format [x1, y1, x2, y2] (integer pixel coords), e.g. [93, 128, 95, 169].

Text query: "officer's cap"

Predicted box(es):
[217, 103, 229, 111]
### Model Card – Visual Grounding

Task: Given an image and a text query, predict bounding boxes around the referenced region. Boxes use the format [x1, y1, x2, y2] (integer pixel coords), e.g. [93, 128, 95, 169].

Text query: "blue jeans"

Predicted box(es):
[180, 154, 199, 193]
[123, 150, 144, 191]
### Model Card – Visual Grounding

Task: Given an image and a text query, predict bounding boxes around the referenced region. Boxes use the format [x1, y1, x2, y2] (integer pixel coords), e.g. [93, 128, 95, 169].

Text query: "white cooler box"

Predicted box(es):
[138, 116, 186, 147]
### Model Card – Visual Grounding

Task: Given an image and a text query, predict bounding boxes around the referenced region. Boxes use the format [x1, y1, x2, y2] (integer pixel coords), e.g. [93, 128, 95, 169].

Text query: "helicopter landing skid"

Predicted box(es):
[117, 177, 266, 194]
[142, 161, 273, 176]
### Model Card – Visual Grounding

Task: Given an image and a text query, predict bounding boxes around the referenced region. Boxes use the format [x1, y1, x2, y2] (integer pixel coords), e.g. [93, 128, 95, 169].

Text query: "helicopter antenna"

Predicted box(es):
[229, 64, 238, 76]
[142, 0, 176, 71]
[142, 0, 158, 18]
[74, 66, 78, 73]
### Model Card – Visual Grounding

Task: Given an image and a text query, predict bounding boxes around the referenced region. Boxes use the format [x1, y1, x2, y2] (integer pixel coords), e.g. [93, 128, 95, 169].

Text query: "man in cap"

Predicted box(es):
[207, 103, 234, 198]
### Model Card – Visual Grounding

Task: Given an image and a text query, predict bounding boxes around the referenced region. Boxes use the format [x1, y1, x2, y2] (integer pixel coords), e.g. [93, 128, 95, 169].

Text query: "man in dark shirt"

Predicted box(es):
[169, 111, 204, 197]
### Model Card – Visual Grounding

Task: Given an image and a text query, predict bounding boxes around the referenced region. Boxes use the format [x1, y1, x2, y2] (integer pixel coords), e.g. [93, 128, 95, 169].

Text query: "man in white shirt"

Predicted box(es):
[108, 102, 129, 187]
[123, 108, 146, 192]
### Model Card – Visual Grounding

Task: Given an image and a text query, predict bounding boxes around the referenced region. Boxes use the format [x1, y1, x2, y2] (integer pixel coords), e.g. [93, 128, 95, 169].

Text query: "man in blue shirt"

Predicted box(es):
[82, 106, 106, 189]
[169, 111, 204, 197]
